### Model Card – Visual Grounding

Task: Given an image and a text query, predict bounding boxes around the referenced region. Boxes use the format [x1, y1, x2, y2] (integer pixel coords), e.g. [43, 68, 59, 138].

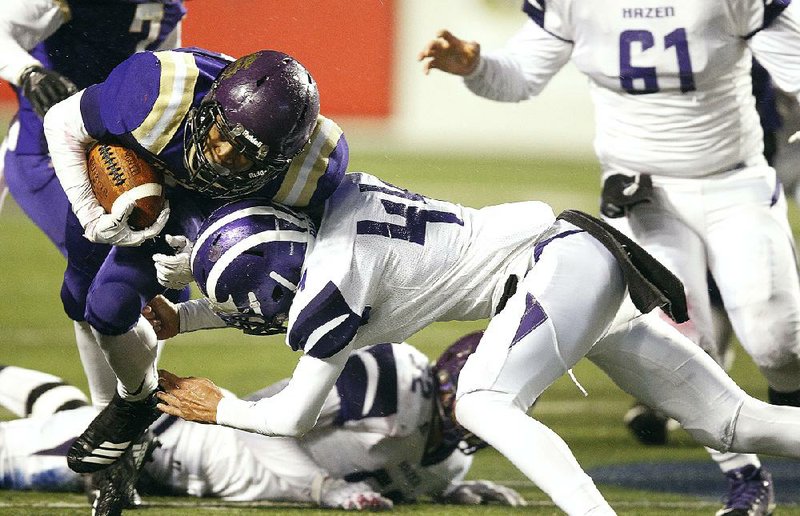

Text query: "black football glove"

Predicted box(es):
[19, 65, 78, 118]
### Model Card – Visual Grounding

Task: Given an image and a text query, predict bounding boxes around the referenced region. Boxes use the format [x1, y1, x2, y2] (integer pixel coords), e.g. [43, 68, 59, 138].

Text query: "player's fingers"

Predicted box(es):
[156, 389, 180, 404]
[110, 196, 136, 220]
[165, 234, 187, 250]
[158, 369, 181, 389]
[423, 59, 444, 75]
[142, 203, 170, 239]
[436, 29, 453, 40]
[418, 40, 440, 60]
[156, 401, 181, 417]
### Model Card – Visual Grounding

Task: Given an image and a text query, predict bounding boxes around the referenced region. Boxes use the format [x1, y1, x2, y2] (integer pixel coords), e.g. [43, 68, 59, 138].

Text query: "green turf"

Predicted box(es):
[0, 150, 798, 514]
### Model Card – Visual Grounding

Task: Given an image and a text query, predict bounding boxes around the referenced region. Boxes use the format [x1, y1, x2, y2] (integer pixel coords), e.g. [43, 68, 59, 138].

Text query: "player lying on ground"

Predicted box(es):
[0, 338, 523, 513]
[145, 172, 800, 515]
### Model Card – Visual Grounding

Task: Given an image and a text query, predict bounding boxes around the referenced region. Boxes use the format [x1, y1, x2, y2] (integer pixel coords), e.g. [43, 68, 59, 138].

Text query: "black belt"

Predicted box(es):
[557, 210, 688, 323]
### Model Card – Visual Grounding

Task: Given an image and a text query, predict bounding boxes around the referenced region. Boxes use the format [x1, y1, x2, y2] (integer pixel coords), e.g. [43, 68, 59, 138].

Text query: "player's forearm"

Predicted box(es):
[177, 298, 228, 333]
[464, 21, 571, 102]
[43, 91, 105, 228]
[216, 352, 348, 437]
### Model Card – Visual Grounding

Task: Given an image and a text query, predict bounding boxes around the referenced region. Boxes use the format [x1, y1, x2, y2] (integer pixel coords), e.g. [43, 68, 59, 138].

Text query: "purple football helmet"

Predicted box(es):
[190, 198, 315, 335]
[185, 50, 320, 198]
[432, 331, 488, 458]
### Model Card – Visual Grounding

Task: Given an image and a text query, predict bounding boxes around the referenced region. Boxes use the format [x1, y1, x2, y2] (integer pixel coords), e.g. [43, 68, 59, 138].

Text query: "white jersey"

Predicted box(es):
[0, 344, 471, 503]
[466, 0, 800, 177]
[287, 172, 556, 359]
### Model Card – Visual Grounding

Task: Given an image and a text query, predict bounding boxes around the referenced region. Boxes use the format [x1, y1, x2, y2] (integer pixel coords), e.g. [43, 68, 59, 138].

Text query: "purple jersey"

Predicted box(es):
[14, 0, 186, 155]
[78, 47, 348, 207]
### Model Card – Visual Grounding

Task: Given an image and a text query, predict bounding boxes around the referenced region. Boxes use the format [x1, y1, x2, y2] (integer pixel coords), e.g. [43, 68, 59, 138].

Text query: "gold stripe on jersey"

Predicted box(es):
[274, 115, 342, 208]
[132, 52, 198, 155]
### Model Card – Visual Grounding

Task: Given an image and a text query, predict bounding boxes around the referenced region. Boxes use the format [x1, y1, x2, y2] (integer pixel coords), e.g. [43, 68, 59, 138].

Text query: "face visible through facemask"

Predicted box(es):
[202, 122, 254, 175]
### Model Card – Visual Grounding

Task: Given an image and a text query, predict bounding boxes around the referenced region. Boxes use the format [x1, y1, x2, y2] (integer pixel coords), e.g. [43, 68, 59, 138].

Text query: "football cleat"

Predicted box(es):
[716, 466, 775, 516]
[68, 391, 160, 474]
[623, 402, 669, 445]
[84, 430, 160, 516]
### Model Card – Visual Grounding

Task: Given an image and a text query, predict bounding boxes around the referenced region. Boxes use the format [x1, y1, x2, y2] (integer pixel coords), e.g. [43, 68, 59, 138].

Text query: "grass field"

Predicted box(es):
[1, 150, 799, 515]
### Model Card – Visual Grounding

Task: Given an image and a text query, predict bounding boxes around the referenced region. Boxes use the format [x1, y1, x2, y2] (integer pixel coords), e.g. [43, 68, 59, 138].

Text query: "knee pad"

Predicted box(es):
[85, 281, 143, 335]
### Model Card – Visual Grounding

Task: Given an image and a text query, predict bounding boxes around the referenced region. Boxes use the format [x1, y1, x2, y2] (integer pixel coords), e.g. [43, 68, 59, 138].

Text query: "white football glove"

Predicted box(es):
[153, 234, 194, 290]
[84, 198, 170, 247]
[789, 130, 800, 144]
[316, 477, 394, 511]
[438, 480, 527, 507]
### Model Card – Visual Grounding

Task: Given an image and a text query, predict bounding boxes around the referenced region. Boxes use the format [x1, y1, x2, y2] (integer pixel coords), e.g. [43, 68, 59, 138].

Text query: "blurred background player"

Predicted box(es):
[0, 0, 187, 434]
[43, 46, 349, 475]
[0, 337, 525, 512]
[418, 1, 800, 514]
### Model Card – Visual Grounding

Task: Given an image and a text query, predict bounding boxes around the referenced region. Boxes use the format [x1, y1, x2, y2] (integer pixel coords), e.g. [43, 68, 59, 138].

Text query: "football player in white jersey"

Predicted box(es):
[146, 173, 800, 516]
[0, 337, 524, 512]
[418, 1, 800, 513]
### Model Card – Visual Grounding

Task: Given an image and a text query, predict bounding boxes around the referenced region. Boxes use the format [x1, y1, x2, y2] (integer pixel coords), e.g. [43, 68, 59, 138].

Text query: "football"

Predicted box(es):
[86, 143, 165, 230]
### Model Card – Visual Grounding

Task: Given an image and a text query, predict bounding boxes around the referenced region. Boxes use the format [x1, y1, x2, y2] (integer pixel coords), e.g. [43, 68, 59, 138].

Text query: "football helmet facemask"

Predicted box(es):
[431, 331, 488, 459]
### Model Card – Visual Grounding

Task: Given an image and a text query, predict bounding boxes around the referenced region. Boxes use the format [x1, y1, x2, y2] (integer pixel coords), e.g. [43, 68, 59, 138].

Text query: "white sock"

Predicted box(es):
[93, 316, 159, 401]
[706, 447, 760, 473]
[74, 320, 117, 408]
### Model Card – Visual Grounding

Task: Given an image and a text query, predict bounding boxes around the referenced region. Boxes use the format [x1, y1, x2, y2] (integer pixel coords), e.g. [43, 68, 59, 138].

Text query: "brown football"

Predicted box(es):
[87, 143, 165, 230]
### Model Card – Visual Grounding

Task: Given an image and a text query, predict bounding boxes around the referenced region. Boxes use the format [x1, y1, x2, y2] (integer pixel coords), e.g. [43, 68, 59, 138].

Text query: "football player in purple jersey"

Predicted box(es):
[418, 1, 800, 513]
[0, 336, 524, 512]
[144, 175, 800, 516]
[42, 48, 349, 476]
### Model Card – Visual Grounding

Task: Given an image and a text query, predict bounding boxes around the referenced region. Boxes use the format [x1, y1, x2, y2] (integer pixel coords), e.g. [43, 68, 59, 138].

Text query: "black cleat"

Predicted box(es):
[68, 391, 160, 474]
[623, 402, 669, 445]
[84, 430, 160, 516]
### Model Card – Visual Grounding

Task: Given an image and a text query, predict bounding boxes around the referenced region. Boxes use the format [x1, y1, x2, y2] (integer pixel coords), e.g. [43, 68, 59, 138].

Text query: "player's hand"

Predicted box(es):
[156, 369, 222, 424]
[19, 66, 78, 118]
[153, 234, 194, 289]
[318, 477, 394, 511]
[789, 130, 800, 145]
[84, 198, 170, 246]
[418, 29, 480, 76]
[438, 480, 526, 506]
[142, 294, 180, 339]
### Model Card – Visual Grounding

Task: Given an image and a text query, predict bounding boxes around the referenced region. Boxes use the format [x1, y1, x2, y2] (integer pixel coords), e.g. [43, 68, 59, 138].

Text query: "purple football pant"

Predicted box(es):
[61, 193, 208, 334]
[4, 150, 69, 256]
